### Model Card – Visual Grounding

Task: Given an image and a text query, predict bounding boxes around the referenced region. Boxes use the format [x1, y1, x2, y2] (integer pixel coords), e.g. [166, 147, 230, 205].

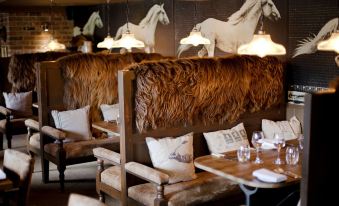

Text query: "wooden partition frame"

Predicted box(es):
[118, 69, 287, 205]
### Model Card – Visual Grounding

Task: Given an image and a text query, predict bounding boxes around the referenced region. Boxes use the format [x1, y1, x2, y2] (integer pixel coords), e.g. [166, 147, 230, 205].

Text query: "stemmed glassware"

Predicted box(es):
[273, 133, 286, 165]
[251, 131, 264, 164]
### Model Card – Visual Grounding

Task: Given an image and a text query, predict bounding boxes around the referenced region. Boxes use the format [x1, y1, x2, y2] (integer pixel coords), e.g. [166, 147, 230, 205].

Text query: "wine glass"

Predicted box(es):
[251, 131, 264, 164]
[273, 133, 286, 165]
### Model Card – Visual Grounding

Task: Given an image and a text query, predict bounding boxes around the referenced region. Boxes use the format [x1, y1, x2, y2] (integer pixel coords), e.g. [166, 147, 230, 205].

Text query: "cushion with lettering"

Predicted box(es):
[262, 116, 302, 140]
[51, 105, 92, 142]
[3, 91, 33, 117]
[146, 132, 196, 184]
[203, 123, 249, 154]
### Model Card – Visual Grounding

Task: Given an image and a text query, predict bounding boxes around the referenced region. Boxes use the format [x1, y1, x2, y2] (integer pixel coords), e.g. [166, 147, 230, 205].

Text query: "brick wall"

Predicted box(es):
[0, 7, 73, 56]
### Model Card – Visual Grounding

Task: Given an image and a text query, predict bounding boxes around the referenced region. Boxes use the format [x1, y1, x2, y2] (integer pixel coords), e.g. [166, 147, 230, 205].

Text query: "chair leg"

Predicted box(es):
[99, 192, 105, 203]
[58, 164, 66, 191]
[0, 133, 3, 150]
[42, 159, 49, 183]
[6, 132, 12, 149]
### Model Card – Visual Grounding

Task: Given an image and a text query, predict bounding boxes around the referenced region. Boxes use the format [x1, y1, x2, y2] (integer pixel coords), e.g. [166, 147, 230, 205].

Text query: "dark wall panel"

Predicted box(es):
[288, 0, 339, 87]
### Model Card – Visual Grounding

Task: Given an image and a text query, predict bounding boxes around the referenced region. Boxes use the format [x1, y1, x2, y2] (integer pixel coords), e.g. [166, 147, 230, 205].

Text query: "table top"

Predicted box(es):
[0, 178, 13, 191]
[194, 148, 302, 189]
[92, 121, 120, 136]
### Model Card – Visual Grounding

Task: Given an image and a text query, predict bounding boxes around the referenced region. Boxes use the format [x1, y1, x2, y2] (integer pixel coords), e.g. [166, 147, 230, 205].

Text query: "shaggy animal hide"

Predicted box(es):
[59, 52, 166, 123]
[129, 55, 284, 132]
[8, 52, 70, 92]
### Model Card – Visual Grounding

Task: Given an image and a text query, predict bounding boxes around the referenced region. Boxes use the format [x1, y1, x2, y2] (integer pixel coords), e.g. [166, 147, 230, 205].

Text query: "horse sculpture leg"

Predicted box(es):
[198, 47, 208, 57]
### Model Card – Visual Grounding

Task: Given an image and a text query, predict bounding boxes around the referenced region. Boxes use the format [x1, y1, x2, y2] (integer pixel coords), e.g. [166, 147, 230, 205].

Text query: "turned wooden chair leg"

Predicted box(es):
[154, 185, 167, 206]
[0, 133, 3, 150]
[6, 132, 12, 149]
[58, 164, 66, 191]
[42, 159, 50, 183]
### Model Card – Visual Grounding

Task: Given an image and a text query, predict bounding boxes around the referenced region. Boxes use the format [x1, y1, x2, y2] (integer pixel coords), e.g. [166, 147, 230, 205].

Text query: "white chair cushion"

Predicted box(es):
[51, 105, 92, 142]
[3, 91, 33, 117]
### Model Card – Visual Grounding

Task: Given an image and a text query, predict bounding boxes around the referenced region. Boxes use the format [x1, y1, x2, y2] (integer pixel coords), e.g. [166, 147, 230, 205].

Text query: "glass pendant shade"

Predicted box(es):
[47, 38, 65, 51]
[97, 35, 115, 50]
[180, 29, 210, 46]
[237, 31, 286, 58]
[113, 31, 145, 50]
[317, 31, 339, 53]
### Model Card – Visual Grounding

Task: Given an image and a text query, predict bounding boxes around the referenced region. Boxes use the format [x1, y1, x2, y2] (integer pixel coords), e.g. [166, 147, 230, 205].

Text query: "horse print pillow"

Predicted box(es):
[203, 123, 249, 154]
[146, 132, 196, 184]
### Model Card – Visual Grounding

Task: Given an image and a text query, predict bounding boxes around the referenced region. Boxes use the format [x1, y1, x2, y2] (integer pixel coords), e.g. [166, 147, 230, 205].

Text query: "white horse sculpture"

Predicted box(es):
[293, 18, 338, 58]
[177, 0, 281, 57]
[73, 11, 103, 37]
[114, 4, 170, 53]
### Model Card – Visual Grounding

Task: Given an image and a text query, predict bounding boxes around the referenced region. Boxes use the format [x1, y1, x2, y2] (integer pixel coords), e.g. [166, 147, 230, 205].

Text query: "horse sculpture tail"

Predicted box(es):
[177, 23, 202, 57]
[293, 18, 338, 58]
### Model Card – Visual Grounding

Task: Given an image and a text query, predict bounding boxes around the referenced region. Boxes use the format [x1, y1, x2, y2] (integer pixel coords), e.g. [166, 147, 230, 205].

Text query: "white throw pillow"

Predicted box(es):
[3, 91, 33, 117]
[262, 116, 302, 140]
[146, 132, 196, 184]
[100, 103, 119, 122]
[203, 123, 249, 154]
[51, 105, 92, 142]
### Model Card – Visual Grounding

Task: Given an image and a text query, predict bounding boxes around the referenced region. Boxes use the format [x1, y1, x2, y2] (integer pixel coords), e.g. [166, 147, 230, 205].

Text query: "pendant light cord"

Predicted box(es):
[126, 0, 130, 32]
[50, 0, 54, 36]
[106, 0, 110, 35]
[193, 0, 197, 31]
[259, 3, 264, 33]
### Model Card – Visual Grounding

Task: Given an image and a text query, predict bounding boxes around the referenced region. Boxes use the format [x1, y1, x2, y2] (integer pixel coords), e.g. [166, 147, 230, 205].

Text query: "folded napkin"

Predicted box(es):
[260, 139, 276, 150]
[0, 169, 6, 180]
[252, 168, 287, 183]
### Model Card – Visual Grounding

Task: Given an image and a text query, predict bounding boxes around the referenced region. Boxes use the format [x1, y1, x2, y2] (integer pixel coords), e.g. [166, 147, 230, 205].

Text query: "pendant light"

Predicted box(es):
[97, 0, 115, 50]
[180, 0, 210, 46]
[237, 7, 286, 58]
[113, 0, 145, 52]
[47, 0, 65, 51]
[317, 30, 339, 53]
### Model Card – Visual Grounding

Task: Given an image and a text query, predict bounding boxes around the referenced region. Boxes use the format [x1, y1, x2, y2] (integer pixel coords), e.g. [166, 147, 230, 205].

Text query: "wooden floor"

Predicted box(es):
[0, 134, 117, 206]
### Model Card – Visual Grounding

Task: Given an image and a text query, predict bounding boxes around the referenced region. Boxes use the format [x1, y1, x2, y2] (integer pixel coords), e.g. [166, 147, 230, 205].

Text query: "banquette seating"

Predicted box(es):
[94, 55, 288, 206]
[0, 52, 69, 150]
[31, 52, 168, 190]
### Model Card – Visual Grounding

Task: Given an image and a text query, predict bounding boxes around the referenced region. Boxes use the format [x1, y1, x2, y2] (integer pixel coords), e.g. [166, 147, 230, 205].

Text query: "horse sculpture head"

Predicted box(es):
[92, 11, 104, 29]
[261, 0, 280, 21]
[157, 4, 170, 25]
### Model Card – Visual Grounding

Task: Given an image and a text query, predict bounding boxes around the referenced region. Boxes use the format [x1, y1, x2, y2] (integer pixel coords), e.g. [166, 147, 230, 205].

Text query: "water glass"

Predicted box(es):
[285, 146, 299, 165]
[273, 133, 285, 165]
[251, 131, 264, 164]
[237, 145, 251, 163]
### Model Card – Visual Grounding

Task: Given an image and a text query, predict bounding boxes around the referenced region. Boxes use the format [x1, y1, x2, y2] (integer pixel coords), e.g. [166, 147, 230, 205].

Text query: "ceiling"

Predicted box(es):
[0, 0, 141, 6]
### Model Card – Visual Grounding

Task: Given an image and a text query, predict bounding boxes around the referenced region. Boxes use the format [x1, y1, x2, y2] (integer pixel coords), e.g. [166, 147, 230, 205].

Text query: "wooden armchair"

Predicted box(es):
[36, 52, 166, 190]
[68, 193, 107, 206]
[95, 55, 287, 206]
[0, 52, 70, 150]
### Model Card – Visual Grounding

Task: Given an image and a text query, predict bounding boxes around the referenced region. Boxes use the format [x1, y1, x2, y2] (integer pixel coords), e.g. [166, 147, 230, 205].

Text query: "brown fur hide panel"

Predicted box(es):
[130, 55, 284, 132]
[8, 52, 70, 92]
[59, 52, 166, 123]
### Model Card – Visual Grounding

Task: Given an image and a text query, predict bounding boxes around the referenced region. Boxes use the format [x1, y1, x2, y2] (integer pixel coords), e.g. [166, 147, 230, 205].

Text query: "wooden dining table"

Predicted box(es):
[92, 121, 120, 137]
[194, 147, 302, 206]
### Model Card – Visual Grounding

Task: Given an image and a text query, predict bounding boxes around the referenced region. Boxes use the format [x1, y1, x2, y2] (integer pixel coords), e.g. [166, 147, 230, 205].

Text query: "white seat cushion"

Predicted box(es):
[101, 166, 121, 191]
[128, 172, 241, 206]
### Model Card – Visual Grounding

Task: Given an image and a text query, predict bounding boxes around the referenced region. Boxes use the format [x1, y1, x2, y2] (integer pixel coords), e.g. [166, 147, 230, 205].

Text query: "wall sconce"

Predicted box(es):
[41, 22, 49, 32]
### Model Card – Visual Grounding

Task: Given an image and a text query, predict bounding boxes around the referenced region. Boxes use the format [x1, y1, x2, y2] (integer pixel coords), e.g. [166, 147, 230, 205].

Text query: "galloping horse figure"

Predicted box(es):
[73, 11, 103, 37]
[177, 0, 281, 57]
[114, 4, 170, 53]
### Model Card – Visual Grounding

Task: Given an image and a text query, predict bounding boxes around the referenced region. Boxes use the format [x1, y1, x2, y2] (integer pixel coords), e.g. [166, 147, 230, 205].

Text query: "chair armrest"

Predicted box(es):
[41, 126, 66, 141]
[24, 119, 39, 131]
[93, 147, 120, 165]
[0, 106, 11, 116]
[125, 162, 169, 185]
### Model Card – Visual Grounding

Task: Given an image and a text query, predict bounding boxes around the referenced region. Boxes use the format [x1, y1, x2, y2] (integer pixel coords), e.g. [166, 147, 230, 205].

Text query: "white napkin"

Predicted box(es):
[0, 169, 6, 180]
[252, 168, 287, 183]
[260, 139, 276, 150]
